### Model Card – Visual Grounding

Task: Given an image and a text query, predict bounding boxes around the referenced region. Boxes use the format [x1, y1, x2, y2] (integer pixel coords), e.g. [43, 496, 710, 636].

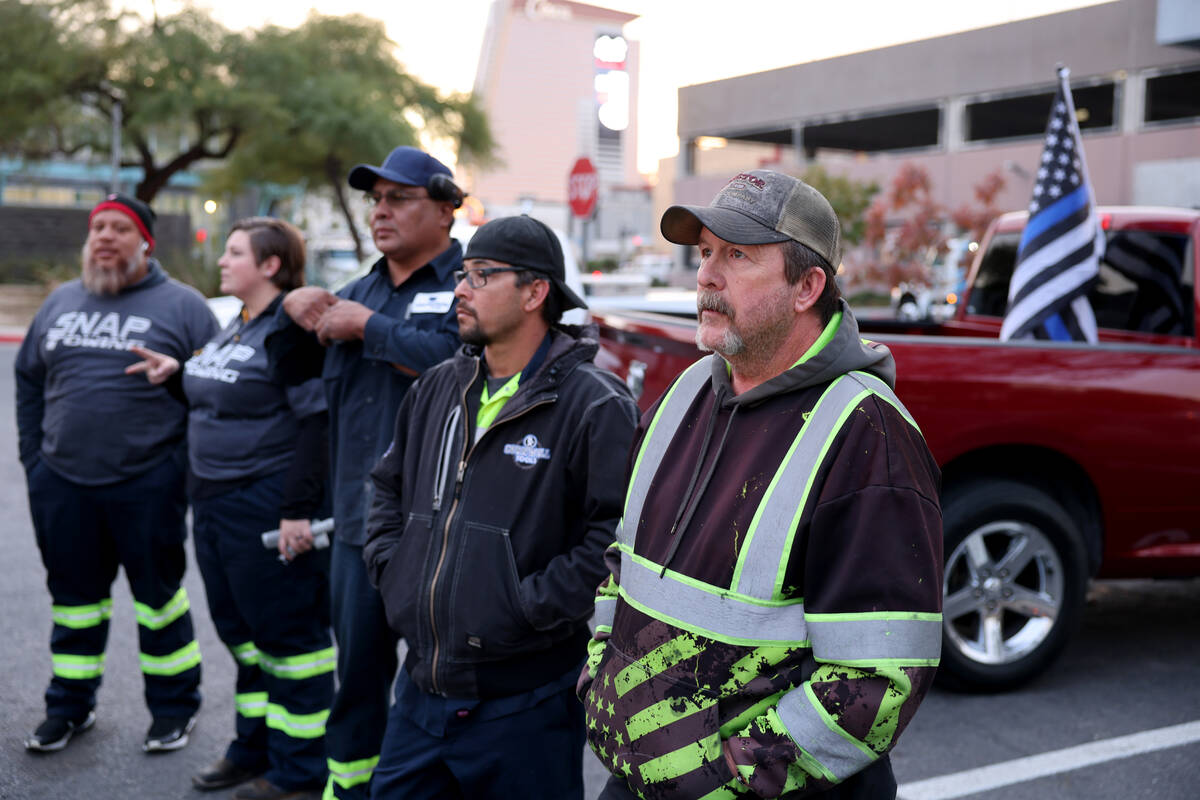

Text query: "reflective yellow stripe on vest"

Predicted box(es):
[618, 357, 712, 549]
[617, 365, 936, 654]
[731, 371, 913, 600]
[615, 362, 940, 783]
[593, 594, 617, 633]
[776, 683, 878, 781]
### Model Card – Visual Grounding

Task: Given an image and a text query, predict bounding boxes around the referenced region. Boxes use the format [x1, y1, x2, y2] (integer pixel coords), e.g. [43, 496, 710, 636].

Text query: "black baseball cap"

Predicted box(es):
[464, 216, 587, 311]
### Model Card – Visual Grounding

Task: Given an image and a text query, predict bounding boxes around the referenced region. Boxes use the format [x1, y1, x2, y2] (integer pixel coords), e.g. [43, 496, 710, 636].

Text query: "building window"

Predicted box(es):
[802, 107, 941, 154]
[1145, 68, 1200, 124]
[965, 83, 1115, 142]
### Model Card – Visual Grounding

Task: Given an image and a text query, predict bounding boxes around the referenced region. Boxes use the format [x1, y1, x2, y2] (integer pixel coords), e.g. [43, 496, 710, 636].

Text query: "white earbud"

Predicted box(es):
[140, 242, 149, 252]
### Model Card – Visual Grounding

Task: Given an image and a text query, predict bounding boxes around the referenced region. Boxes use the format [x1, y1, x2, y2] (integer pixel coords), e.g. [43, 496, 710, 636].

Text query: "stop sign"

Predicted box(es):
[568, 157, 598, 218]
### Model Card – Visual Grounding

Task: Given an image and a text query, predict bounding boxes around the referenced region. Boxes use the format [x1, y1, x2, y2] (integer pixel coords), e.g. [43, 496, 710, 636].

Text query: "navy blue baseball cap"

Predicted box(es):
[348, 146, 453, 191]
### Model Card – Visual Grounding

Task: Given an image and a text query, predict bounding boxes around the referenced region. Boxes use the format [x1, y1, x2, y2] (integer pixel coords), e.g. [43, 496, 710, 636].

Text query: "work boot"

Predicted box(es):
[192, 756, 264, 791]
[143, 714, 196, 753]
[232, 778, 321, 800]
[23, 711, 96, 752]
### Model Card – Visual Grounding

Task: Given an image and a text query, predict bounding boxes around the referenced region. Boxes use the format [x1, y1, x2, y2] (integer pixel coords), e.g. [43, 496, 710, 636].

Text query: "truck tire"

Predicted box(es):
[936, 480, 1089, 692]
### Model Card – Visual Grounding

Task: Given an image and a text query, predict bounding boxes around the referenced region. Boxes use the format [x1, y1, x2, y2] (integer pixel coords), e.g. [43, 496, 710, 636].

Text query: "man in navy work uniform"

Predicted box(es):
[363, 215, 638, 799]
[267, 146, 463, 799]
[16, 193, 217, 754]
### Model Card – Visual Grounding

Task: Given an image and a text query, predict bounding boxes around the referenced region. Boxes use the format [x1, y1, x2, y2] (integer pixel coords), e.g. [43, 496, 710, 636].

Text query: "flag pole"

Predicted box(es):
[1056, 65, 1102, 239]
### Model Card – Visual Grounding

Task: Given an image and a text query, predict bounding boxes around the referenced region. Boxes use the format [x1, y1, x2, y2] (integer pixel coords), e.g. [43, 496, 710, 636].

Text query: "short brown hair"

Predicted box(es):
[229, 217, 306, 291]
[513, 270, 564, 325]
[782, 239, 841, 326]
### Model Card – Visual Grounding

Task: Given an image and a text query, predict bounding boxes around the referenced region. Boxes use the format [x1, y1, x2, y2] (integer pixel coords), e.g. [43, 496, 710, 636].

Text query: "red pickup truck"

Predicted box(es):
[590, 206, 1200, 691]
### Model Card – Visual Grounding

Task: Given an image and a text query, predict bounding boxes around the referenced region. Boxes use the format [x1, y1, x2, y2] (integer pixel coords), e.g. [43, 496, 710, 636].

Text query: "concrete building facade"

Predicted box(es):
[466, 0, 652, 262]
[670, 0, 1200, 224]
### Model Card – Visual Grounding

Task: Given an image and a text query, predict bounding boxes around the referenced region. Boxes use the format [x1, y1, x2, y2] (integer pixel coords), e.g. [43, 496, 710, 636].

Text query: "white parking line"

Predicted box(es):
[897, 720, 1200, 800]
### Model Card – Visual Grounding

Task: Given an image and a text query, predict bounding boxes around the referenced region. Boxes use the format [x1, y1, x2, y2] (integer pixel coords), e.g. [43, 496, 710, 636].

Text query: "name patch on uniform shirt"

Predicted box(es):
[410, 292, 454, 314]
[503, 434, 551, 468]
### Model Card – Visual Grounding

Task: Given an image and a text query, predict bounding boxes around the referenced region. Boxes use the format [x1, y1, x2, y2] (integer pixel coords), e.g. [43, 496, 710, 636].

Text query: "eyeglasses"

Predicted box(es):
[454, 267, 523, 289]
[362, 190, 431, 210]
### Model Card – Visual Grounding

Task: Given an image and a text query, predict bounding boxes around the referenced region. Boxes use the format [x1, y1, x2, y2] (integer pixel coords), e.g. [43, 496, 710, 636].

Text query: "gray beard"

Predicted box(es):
[82, 248, 141, 296]
[695, 289, 745, 356]
[695, 327, 744, 356]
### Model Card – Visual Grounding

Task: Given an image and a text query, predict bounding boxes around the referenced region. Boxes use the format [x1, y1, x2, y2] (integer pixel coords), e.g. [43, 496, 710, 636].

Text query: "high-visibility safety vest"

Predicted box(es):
[586, 356, 942, 800]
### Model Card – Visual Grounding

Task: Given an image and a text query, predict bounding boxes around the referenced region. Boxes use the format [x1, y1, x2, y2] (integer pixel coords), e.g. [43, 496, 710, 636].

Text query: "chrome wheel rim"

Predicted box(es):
[943, 521, 1064, 666]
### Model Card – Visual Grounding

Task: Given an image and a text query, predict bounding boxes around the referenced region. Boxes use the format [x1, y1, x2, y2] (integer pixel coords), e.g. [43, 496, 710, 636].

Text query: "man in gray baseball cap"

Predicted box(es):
[660, 169, 845, 369]
[581, 170, 943, 800]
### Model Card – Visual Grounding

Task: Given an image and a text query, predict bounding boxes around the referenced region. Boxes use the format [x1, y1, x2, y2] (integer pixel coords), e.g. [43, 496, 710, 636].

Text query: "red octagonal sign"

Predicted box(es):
[568, 157, 598, 218]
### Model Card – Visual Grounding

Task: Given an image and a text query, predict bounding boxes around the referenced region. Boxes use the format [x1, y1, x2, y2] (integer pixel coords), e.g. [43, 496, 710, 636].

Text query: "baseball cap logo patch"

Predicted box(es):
[727, 172, 766, 190]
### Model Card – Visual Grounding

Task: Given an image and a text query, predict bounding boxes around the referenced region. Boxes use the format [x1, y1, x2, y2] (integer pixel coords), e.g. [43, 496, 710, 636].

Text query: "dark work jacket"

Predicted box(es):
[364, 325, 638, 699]
[582, 303, 943, 800]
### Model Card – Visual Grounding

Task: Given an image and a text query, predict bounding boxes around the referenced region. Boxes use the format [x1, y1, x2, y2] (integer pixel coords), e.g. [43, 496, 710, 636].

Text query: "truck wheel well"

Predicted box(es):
[940, 446, 1103, 576]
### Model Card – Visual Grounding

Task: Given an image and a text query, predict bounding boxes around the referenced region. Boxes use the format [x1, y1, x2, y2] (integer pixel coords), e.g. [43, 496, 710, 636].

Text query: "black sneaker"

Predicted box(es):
[142, 715, 196, 753]
[23, 711, 96, 752]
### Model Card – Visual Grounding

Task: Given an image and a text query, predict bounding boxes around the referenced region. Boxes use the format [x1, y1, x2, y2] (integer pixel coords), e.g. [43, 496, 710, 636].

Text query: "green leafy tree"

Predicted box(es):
[1, 4, 495, 262]
[800, 165, 878, 247]
[0, 0, 115, 154]
[209, 13, 496, 261]
[0, 1, 256, 203]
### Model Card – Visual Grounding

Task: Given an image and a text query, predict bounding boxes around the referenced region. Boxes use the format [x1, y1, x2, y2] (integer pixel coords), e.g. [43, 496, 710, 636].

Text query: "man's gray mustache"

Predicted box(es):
[697, 290, 734, 318]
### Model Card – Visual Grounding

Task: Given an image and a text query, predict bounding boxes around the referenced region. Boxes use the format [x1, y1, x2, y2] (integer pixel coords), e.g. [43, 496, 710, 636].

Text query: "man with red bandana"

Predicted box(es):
[16, 193, 217, 755]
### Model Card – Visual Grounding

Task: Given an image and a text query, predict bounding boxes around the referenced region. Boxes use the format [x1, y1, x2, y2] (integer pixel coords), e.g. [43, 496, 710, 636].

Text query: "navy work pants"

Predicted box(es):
[371, 678, 586, 800]
[26, 456, 202, 722]
[192, 470, 333, 791]
[323, 537, 399, 799]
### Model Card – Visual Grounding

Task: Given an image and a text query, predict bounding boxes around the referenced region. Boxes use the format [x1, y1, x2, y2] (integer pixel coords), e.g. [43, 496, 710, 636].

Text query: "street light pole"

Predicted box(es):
[110, 93, 122, 194]
[99, 81, 125, 194]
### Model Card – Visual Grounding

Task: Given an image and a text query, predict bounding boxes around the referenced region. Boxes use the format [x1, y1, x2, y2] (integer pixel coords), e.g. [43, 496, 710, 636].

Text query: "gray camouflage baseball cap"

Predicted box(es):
[660, 170, 843, 267]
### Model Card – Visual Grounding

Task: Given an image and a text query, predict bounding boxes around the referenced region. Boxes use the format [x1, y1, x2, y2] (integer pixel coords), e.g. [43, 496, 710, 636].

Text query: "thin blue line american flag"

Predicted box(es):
[1000, 66, 1105, 343]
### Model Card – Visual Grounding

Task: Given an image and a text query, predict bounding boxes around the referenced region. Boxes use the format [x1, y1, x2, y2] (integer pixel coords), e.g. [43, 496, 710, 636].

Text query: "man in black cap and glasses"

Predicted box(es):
[16, 193, 217, 755]
[266, 146, 463, 800]
[363, 215, 637, 799]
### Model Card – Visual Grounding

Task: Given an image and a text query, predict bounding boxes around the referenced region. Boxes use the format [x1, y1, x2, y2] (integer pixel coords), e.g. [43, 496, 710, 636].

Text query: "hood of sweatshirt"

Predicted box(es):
[711, 298, 896, 408]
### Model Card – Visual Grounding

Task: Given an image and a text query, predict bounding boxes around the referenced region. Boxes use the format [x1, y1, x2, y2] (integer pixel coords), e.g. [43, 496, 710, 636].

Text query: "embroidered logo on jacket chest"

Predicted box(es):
[503, 434, 551, 468]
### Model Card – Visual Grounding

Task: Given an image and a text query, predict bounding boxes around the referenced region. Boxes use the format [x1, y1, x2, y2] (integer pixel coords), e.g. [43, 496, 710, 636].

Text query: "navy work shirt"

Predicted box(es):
[184, 294, 326, 482]
[299, 241, 462, 546]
